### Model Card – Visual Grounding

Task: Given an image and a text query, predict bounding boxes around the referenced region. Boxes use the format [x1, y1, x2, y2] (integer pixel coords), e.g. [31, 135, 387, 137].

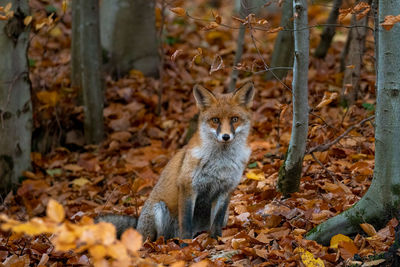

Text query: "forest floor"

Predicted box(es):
[0, 0, 396, 266]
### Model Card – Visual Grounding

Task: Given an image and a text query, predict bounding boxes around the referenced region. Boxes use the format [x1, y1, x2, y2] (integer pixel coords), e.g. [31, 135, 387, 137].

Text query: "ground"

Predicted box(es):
[0, 0, 396, 266]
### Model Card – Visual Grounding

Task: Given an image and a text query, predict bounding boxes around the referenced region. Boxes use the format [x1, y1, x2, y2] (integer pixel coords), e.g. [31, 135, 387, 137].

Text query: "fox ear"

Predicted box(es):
[193, 85, 217, 109]
[232, 82, 255, 108]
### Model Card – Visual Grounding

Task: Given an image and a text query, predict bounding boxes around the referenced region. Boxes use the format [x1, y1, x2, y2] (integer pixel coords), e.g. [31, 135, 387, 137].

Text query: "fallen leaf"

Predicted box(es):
[47, 199, 65, 223]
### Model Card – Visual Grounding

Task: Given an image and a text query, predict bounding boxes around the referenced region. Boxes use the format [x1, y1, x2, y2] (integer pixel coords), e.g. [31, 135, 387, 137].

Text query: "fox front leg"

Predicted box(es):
[210, 193, 230, 238]
[178, 184, 197, 239]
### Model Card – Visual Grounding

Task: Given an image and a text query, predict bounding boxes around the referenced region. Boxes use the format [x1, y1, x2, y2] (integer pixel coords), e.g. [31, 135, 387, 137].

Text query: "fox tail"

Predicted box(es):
[95, 214, 137, 237]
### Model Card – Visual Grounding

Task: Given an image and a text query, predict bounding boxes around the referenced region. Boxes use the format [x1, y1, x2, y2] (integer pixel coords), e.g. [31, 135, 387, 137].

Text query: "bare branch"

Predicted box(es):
[307, 115, 375, 154]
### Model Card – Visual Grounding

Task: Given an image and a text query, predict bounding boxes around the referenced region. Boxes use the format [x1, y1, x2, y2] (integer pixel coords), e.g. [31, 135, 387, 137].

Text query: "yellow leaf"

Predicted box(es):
[89, 245, 107, 260]
[62, 0, 67, 13]
[23, 16, 32, 26]
[129, 69, 144, 78]
[4, 3, 12, 13]
[49, 26, 62, 37]
[36, 91, 60, 107]
[296, 247, 325, 267]
[170, 7, 185, 17]
[72, 177, 90, 187]
[121, 228, 142, 252]
[47, 199, 65, 223]
[330, 234, 353, 249]
[11, 220, 51, 235]
[246, 170, 265, 181]
[107, 243, 128, 260]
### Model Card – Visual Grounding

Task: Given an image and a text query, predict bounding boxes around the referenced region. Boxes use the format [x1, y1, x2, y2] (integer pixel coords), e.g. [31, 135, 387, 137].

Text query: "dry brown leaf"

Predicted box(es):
[170, 7, 185, 17]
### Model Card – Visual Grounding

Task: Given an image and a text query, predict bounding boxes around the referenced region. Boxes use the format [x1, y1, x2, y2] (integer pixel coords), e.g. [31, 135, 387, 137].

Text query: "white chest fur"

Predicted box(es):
[190, 139, 251, 194]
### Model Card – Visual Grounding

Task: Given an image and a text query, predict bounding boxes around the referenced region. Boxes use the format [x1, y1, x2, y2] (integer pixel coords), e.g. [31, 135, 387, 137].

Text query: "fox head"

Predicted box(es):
[193, 82, 255, 144]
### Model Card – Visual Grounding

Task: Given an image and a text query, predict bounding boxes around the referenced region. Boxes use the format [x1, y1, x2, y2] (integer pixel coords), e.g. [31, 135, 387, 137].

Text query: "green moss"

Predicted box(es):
[306, 226, 321, 236]
[277, 150, 302, 195]
[391, 184, 400, 196]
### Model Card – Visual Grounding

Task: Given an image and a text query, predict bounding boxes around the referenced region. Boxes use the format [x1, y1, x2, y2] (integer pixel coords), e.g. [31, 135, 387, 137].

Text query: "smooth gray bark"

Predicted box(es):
[314, 0, 343, 59]
[307, 0, 400, 245]
[265, 0, 294, 80]
[70, 0, 81, 90]
[0, 0, 32, 195]
[80, 0, 104, 144]
[100, 0, 159, 78]
[228, 0, 251, 92]
[277, 0, 309, 195]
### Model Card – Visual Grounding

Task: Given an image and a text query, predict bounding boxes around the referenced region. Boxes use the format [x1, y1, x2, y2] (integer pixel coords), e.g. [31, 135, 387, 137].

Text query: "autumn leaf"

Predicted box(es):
[170, 7, 185, 17]
[209, 55, 224, 75]
[295, 247, 325, 267]
[121, 228, 142, 253]
[62, 0, 68, 13]
[23, 16, 32, 26]
[381, 15, 400, 31]
[360, 223, 377, 237]
[246, 170, 265, 180]
[72, 177, 90, 187]
[47, 199, 65, 223]
[338, 240, 358, 260]
[171, 49, 183, 61]
[36, 90, 60, 107]
[330, 234, 353, 249]
[316, 92, 338, 109]
[202, 22, 219, 31]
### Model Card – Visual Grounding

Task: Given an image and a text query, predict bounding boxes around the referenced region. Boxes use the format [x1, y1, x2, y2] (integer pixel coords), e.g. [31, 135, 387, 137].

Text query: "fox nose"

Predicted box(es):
[222, 134, 230, 141]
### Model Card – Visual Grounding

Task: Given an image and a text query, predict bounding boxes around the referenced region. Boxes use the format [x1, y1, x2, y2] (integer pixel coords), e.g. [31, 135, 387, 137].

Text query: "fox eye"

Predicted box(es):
[231, 116, 239, 123]
[211, 117, 220, 124]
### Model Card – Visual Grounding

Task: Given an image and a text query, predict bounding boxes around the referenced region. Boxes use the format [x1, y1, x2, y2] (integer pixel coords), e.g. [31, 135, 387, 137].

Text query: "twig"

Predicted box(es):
[311, 152, 337, 180]
[309, 111, 337, 131]
[307, 115, 375, 154]
[247, 16, 293, 93]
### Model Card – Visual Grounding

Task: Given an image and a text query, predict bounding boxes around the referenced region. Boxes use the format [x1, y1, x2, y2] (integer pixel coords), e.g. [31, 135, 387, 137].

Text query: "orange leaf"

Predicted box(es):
[121, 228, 142, 252]
[330, 234, 353, 249]
[381, 15, 400, 31]
[338, 240, 358, 260]
[170, 7, 185, 17]
[360, 223, 377, 237]
[89, 245, 107, 260]
[46, 199, 65, 223]
[36, 91, 60, 107]
[202, 21, 219, 31]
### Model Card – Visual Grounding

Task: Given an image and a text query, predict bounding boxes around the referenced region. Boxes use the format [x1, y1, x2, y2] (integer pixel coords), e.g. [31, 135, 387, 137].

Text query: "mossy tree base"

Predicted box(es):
[277, 153, 303, 196]
[306, 187, 398, 245]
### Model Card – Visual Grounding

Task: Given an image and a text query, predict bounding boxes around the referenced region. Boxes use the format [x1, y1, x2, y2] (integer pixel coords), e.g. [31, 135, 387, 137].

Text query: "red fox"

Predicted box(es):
[97, 82, 255, 241]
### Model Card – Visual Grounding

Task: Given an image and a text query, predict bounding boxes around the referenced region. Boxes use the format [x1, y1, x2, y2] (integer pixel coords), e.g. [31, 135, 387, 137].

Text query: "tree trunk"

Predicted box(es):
[277, 0, 309, 195]
[100, 0, 160, 78]
[228, 0, 251, 92]
[80, 0, 104, 144]
[265, 0, 294, 81]
[70, 0, 81, 90]
[340, 0, 370, 106]
[314, 0, 343, 59]
[307, 0, 400, 245]
[0, 0, 32, 195]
